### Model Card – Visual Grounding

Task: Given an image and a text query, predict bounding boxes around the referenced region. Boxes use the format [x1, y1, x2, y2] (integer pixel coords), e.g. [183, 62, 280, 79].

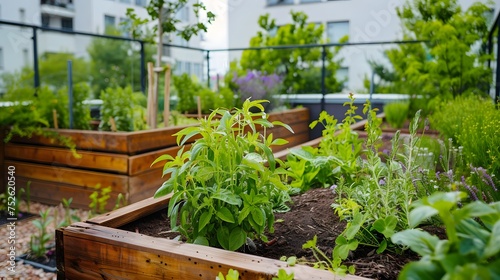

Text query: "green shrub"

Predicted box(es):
[214, 87, 235, 110]
[430, 95, 500, 180]
[383, 101, 409, 129]
[99, 87, 145, 131]
[173, 73, 200, 114]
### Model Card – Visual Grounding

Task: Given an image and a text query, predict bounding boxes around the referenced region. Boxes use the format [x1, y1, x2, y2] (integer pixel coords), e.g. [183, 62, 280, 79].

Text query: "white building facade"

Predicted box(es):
[0, 0, 206, 88]
[227, 0, 500, 93]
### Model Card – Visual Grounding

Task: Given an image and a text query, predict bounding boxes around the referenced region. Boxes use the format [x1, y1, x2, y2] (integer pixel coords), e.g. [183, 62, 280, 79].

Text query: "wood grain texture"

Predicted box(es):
[86, 193, 172, 227]
[7, 160, 128, 193]
[5, 143, 129, 174]
[59, 222, 367, 280]
[17, 177, 122, 210]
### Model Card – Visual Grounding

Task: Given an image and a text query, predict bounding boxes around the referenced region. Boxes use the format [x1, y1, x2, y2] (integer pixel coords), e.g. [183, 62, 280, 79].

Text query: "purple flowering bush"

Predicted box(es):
[232, 71, 284, 111]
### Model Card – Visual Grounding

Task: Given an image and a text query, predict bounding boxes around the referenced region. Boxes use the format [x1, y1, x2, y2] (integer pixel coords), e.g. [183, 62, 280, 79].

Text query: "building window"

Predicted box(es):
[174, 61, 184, 75]
[327, 21, 349, 43]
[61, 17, 73, 30]
[19, 8, 26, 23]
[300, 0, 321, 3]
[185, 62, 192, 75]
[104, 15, 116, 30]
[119, 0, 131, 3]
[119, 17, 131, 37]
[193, 63, 202, 79]
[0, 48, 4, 70]
[41, 14, 50, 27]
[267, 0, 294, 5]
[175, 5, 189, 22]
[135, 0, 147, 7]
[336, 67, 349, 90]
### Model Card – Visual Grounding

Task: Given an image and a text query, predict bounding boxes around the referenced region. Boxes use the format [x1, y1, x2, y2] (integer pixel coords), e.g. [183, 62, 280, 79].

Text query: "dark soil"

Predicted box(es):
[121, 188, 428, 280]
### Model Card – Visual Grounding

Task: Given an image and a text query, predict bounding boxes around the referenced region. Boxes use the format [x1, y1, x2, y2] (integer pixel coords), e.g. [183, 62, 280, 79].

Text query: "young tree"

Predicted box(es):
[126, 0, 215, 68]
[386, 0, 492, 99]
[125, 0, 215, 127]
[238, 11, 345, 94]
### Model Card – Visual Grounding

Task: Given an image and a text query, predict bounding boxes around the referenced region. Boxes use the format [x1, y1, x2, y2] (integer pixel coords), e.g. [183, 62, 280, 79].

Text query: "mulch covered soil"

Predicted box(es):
[121, 187, 421, 280]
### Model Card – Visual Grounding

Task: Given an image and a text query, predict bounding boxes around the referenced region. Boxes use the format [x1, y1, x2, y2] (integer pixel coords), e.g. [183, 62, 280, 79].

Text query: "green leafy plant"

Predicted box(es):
[88, 184, 112, 218]
[172, 73, 202, 114]
[153, 99, 293, 251]
[302, 235, 356, 276]
[29, 209, 54, 258]
[57, 198, 81, 228]
[392, 191, 500, 280]
[216, 269, 239, 280]
[272, 269, 295, 280]
[286, 93, 364, 191]
[99, 86, 143, 131]
[383, 101, 409, 129]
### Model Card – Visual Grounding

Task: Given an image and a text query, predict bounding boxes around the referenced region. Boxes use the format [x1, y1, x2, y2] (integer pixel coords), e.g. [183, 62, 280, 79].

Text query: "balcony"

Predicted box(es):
[41, 0, 75, 18]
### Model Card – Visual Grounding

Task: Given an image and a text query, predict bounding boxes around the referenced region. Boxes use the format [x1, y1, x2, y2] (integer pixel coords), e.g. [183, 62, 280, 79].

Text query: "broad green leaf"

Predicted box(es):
[272, 120, 294, 133]
[290, 148, 315, 161]
[228, 227, 246, 251]
[453, 201, 496, 222]
[376, 239, 387, 254]
[398, 260, 444, 280]
[238, 206, 251, 224]
[409, 205, 438, 228]
[372, 216, 397, 238]
[216, 207, 235, 223]
[154, 178, 175, 198]
[198, 211, 212, 231]
[212, 190, 242, 206]
[333, 236, 358, 260]
[251, 208, 265, 226]
[302, 235, 318, 249]
[483, 221, 500, 259]
[193, 236, 209, 246]
[391, 229, 440, 256]
[150, 153, 174, 167]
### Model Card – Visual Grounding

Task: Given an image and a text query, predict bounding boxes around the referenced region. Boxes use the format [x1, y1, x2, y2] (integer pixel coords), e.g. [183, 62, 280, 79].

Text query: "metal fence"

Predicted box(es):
[0, 18, 498, 102]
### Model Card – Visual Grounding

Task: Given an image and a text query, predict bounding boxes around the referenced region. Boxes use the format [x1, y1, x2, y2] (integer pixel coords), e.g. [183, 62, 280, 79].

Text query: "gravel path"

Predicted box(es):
[0, 201, 89, 280]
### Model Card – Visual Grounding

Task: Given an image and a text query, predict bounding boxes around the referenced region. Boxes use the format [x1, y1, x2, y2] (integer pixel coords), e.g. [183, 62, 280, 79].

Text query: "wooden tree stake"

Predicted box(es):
[147, 62, 157, 129]
[109, 117, 117, 132]
[164, 65, 171, 127]
[197, 96, 202, 119]
[52, 109, 59, 129]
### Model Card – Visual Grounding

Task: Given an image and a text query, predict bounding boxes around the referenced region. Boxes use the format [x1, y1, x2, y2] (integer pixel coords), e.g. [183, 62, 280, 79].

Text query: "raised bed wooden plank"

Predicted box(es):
[59, 222, 364, 280]
[6, 160, 128, 193]
[5, 143, 129, 174]
[87, 193, 172, 227]
[10, 129, 130, 153]
[128, 144, 189, 176]
[128, 167, 166, 204]
[17, 177, 122, 210]
[126, 124, 197, 155]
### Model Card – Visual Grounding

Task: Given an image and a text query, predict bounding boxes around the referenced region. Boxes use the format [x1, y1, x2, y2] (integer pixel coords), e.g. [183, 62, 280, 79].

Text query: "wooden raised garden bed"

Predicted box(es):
[56, 193, 369, 280]
[1, 107, 309, 209]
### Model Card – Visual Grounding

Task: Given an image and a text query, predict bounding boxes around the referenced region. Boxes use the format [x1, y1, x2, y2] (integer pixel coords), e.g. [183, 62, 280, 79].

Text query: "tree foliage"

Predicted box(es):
[125, 0, 215, 55]
[381, 0, 492, 99]
[87, 26, 155, 95]
[238, 11, 344, 94]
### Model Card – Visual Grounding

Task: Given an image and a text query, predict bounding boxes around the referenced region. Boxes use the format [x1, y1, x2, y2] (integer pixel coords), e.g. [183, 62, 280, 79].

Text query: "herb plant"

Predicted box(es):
[153, 99, 293, 251]
[392, 191, 500, 280]
[29, 209, 54, 258]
